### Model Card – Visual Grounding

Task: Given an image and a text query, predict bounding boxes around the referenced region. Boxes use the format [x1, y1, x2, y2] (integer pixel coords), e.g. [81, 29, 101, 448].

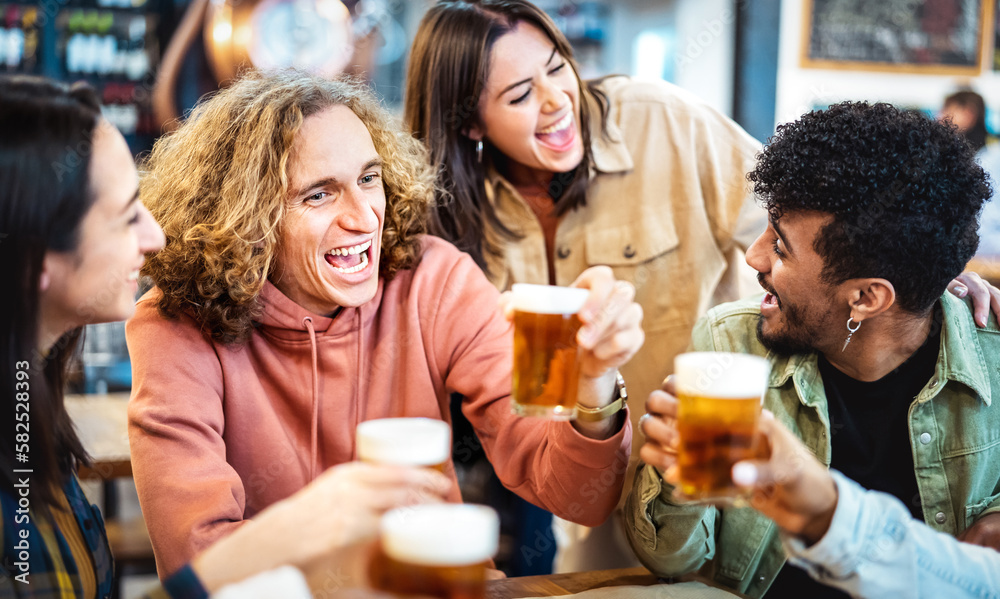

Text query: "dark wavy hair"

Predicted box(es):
[0, 75, 95, 508]
[404, 0, 608, 274]
[748, 101, 991, 314]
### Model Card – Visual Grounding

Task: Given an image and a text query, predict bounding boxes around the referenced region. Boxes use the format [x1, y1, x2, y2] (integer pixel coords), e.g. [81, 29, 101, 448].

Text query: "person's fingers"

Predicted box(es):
[585, 300, 642, 348]
[641, 412, 679, 448]
[753, 410, 786, 452]
[486, 568, 507, 580]
[662, 464, 680, 486]
[990, 284, 1000, 326]
[585, 320, 645, 364]
[639, 443, 679, 472]
[571, 265, 616, 324]
[357, 482, 448, 512]
[748, 485, 775, 512]
[317, 466, 452, 513]
[646, 389, 679, 418]
[334, 462, 452, 492]
[958, 272, 990, 327]
[578, 280, 636, 349]
[638, 413, 652, 435]
[732, 460, 773, 490]
[661, 375, 677, 396]
[947, 278, 970, 298]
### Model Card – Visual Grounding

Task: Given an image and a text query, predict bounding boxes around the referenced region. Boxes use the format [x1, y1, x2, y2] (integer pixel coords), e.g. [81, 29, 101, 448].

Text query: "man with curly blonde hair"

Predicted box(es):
[127, 70, 644, 578]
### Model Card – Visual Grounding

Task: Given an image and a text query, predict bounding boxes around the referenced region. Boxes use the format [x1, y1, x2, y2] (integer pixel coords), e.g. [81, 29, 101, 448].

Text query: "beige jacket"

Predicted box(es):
[484, 76, 765, 480]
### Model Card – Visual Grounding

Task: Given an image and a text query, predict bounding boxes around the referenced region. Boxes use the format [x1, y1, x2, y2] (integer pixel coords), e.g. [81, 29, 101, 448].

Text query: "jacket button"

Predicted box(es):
[919, 432, 931, 445]
[557, 246, 571, 259]
[83, 519, 93, 530]
[935, 512, 947, 524]
[623, 245, 636, 259]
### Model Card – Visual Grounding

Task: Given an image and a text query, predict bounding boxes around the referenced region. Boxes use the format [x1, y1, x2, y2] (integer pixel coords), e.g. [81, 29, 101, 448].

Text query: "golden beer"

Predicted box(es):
[370, 504, 499, 599]
[510, 284, 589, 420]
[356, 418, 451, 472]
[369, 553, 488, 599]
[673, 352, 770, 502]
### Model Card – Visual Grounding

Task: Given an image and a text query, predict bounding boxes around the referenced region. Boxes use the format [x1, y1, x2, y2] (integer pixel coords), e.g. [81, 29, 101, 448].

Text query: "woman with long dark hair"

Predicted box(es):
[404, 0, 1000, 571]
[404, 0, 765, 571]
[0, 74, 451, 598]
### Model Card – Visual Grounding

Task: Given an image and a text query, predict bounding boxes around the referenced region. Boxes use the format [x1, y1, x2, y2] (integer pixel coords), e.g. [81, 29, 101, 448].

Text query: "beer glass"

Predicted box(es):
[673, 352, 770, 503]
[356, 418, 451, 472]
[510, 283, 589, 420]
[370, 504, 500, 599]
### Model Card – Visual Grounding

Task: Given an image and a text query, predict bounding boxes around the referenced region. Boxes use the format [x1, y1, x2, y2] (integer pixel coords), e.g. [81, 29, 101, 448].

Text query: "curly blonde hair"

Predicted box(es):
[141, 70, 435, 343]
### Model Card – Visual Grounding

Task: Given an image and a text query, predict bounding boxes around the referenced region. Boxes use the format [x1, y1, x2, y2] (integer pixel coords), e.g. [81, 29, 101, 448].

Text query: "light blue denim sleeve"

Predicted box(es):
[781, 471, 1000, 599]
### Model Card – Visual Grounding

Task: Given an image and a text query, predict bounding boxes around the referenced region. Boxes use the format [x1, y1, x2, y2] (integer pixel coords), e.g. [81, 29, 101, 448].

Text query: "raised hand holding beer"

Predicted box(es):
[640, 352, 770, 505]
[730, 412, 839, 545]
[191, 462, 451, 594]
[638, 378, 683, 480]
[499, 266, 644, 437]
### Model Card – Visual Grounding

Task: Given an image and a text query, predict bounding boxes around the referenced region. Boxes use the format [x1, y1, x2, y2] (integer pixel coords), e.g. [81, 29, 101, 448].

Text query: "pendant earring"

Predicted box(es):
[476, 140, 483, 164]
[842, 317, 861, 352]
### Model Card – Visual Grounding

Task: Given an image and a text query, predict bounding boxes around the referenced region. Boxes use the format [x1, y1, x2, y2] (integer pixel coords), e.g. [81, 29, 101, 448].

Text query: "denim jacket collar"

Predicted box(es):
[934, 292, 992, 406]
[769, 293, 992, 408]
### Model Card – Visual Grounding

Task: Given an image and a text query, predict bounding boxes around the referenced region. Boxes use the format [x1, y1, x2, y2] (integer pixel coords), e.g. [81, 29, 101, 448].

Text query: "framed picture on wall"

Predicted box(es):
[802, 0, 993, 75]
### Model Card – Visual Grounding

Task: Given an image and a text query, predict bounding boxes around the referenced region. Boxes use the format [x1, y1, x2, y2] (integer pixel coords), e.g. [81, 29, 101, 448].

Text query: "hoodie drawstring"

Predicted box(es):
[302, 316, 320, 481]
[355, 308, 364, 429]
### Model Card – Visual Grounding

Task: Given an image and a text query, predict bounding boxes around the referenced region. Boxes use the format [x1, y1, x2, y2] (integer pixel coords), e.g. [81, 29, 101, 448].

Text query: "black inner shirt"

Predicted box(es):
[764, 311, 942, 599]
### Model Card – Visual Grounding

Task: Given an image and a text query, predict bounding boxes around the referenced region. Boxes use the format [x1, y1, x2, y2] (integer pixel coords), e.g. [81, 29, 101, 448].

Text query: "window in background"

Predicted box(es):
[632, 28, 675, 82]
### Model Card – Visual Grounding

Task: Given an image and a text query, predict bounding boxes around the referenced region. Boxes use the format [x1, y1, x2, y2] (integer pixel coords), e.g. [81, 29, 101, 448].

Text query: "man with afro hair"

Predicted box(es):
[626, 101, 1000, 598]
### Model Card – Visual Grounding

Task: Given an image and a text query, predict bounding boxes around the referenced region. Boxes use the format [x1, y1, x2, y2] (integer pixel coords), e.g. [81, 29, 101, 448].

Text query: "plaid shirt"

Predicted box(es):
[1, 474, 205, 599]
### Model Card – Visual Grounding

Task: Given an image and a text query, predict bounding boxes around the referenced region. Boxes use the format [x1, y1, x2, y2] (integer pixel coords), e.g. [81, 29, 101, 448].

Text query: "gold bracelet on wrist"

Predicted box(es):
[576, 371, 628, 423]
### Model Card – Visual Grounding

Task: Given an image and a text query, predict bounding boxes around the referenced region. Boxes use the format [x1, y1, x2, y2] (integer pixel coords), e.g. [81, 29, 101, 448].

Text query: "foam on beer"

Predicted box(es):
[674, 352, 770, 399]
[511, 284, 588, 315]
[356, 418, 451, 466]
[381, 504, 499, 566]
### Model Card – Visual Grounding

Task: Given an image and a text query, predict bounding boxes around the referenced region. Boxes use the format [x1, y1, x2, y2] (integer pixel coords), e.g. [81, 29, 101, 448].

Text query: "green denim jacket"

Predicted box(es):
[624, 292, 1000, 598]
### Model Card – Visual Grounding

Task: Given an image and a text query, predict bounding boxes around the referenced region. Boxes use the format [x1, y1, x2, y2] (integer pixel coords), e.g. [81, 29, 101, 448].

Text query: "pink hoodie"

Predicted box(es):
[127, 236, 631, 577]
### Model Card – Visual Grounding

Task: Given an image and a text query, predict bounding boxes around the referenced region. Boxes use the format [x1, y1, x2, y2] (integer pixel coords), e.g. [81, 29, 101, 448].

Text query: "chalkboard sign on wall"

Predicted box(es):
[802, 0, 991, 75]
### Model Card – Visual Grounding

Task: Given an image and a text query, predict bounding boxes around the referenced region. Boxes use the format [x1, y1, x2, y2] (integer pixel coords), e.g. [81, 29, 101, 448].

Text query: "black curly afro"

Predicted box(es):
[748, 101, 992, 314]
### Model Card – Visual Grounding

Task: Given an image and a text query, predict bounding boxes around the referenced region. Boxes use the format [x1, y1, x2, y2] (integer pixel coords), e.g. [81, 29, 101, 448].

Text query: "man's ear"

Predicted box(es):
[845, 278, 896, 320]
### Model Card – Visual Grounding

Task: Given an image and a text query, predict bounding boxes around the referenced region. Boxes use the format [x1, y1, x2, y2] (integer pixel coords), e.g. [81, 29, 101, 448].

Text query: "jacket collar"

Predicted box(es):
[936, 292, 992, 406]
[770, 293, 992, 407]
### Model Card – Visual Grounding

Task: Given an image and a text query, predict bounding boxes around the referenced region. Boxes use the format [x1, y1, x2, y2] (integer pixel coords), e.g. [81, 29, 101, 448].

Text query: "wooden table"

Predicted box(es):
[487, 567, 658, 599]
[486, 567, 744, 599]
[65, 392, 132, 480]
[967, 255, 1000, 286]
